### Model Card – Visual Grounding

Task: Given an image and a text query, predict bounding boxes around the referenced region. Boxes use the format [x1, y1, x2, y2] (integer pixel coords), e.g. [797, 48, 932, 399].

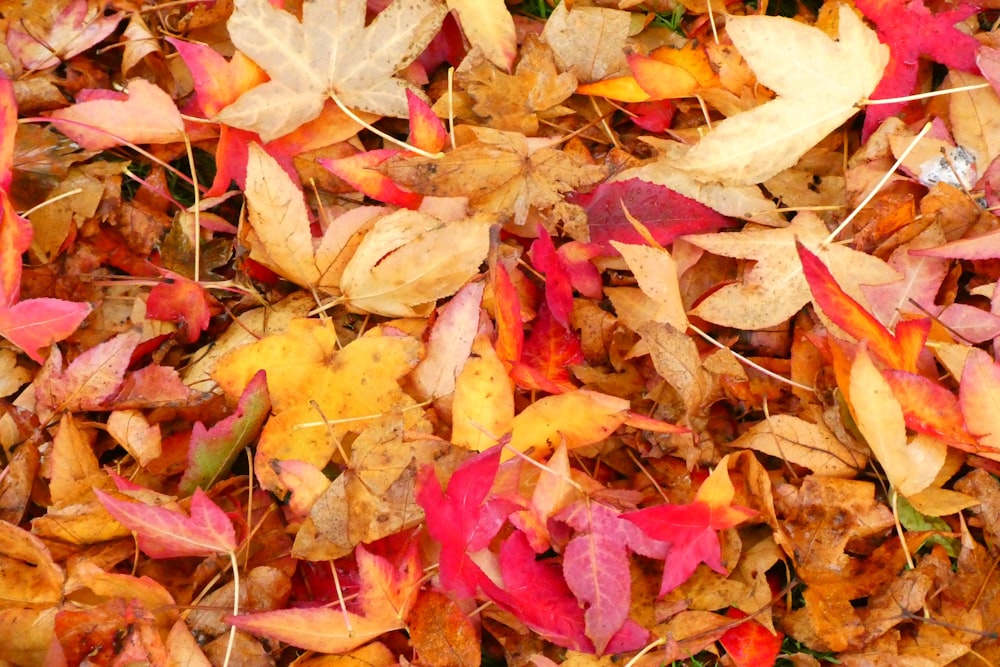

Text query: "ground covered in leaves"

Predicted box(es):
[5, 0, 1000, 665]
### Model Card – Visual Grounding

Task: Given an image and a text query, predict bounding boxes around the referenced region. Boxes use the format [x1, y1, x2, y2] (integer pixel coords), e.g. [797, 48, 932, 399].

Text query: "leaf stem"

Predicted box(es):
[690, 324, 816, 393]
[222, 550, 239, 667]
[329, 93, 443, 159]
[861, 82, 991, 106]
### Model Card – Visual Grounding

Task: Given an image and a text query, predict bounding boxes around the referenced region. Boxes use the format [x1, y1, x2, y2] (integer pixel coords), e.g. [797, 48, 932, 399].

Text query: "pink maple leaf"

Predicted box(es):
[854, 0, 981, 139]
[96, 480, 237, 559]
[556, 502, 668, 653]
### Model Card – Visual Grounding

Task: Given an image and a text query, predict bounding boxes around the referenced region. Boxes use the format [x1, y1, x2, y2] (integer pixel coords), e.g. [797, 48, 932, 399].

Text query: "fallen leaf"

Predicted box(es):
[672, 6, 888, 184]
[719, 608, 783, 667]
[541, 2, 630, 83]
[408, 590, 482, 667]
[447, 0, 515, 71]
[0, 297, 92, 363]
[624, 455, 756, 595]
[48, 79, 185, 151]
[729, 414, 867, 477]
[555, 501, 668, 653]
[848, 345, 947, 497]
[685, 213, 899, 330]
[570, 178, 736, 253]
[383, 126, 607, 226]
[229, 542, 422, 652]
[95, 483, 237, 559]
[243, 143, 369, 289]
[179, 369, 271, 495]
[456, 35, 575, 135]
[339, 210, 491, 317]
[854, 0, 980, 139]
[217, 0, 446, 140]
[416, 447, 504, 598]
[411, 281, 485, 402]
[612, 241, 688, 332]
[797, 241, 924, 371]
[292, 416, 448, 560]
[35, 330, 141, 414]
[6, 0, 123, 70]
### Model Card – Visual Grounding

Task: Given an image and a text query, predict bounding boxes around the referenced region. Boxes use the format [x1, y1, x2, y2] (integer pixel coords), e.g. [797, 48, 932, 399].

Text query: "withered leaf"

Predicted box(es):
[456, 34, 577, 135]
[383, 126, 606, 226]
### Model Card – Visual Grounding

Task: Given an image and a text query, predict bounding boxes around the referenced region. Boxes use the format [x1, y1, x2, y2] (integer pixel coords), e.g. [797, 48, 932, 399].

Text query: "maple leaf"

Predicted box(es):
[292, 416, 451, 560]
[383, 126, 607, 226]
[211, 319, 425, 493]
[230, 541, 422, 652]
[671, 6, 888, 185]
[796, 241, 926, 372]
[446, 0, 516, 70]
[338, 210, 492, 317]
[416, 446, 505, 598]
[34, 330, 140, 414]
[95, 482, 237, 559]
[684, 213, 899, 330]
[456, 34, 576, 135]
[555, 501, 669, 653]
[854, 0, 981, 139]
[624, 456, 756, 595]
[569, 177, 736, 253]
[411, 281, 484, 402]
[48, 79, 185, 151]
[605, 138, 784, 227]
[241, 142, 383, 291]
[216, 0, 446, 141]
[409, 590, 481, 667]
[848, 345, 947, 498]
[510, 303, 583, 394]
[492, 530, 592, 652]
[719, 608, 783, 667]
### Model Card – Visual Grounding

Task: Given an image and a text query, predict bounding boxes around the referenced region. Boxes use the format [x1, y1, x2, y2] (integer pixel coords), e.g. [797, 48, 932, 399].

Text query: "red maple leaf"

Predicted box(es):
[624, 456, 756, 595]
[529, 224, 573, 327]
[854, 0, 981, 139]
[511, 302, 583, 394]
[416, 446, 509, 598]
[569, 178, 735, 253]
[95, 476, 237, 559]
[719, 608, 783, 667]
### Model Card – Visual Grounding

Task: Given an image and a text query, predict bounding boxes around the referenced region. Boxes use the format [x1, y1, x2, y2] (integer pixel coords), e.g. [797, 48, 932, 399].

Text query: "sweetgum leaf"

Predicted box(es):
[217, 0, 446, 141]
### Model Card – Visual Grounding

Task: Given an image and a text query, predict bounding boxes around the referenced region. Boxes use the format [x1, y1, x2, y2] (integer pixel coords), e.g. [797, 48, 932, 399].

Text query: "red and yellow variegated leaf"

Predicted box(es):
[319, 150, 422, 209]
[406, 89, 447, 154]
[229, 543, 421, 653]
[883, 370, 976, 448]
[797, 241, 916, 371]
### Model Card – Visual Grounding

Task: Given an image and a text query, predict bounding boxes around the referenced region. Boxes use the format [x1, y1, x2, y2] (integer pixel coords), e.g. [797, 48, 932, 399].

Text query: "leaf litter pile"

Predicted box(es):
[10, 0, 1000, 664]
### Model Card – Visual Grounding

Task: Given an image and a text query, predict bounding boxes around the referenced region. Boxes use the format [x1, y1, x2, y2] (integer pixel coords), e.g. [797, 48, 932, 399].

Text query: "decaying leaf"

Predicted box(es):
[383, 126, 607, 226]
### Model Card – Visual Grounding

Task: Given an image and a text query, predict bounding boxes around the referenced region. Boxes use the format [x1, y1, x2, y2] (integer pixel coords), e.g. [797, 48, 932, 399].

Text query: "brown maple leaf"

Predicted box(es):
[454, 34, 577, 136]
[382, 126, 607, 226]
